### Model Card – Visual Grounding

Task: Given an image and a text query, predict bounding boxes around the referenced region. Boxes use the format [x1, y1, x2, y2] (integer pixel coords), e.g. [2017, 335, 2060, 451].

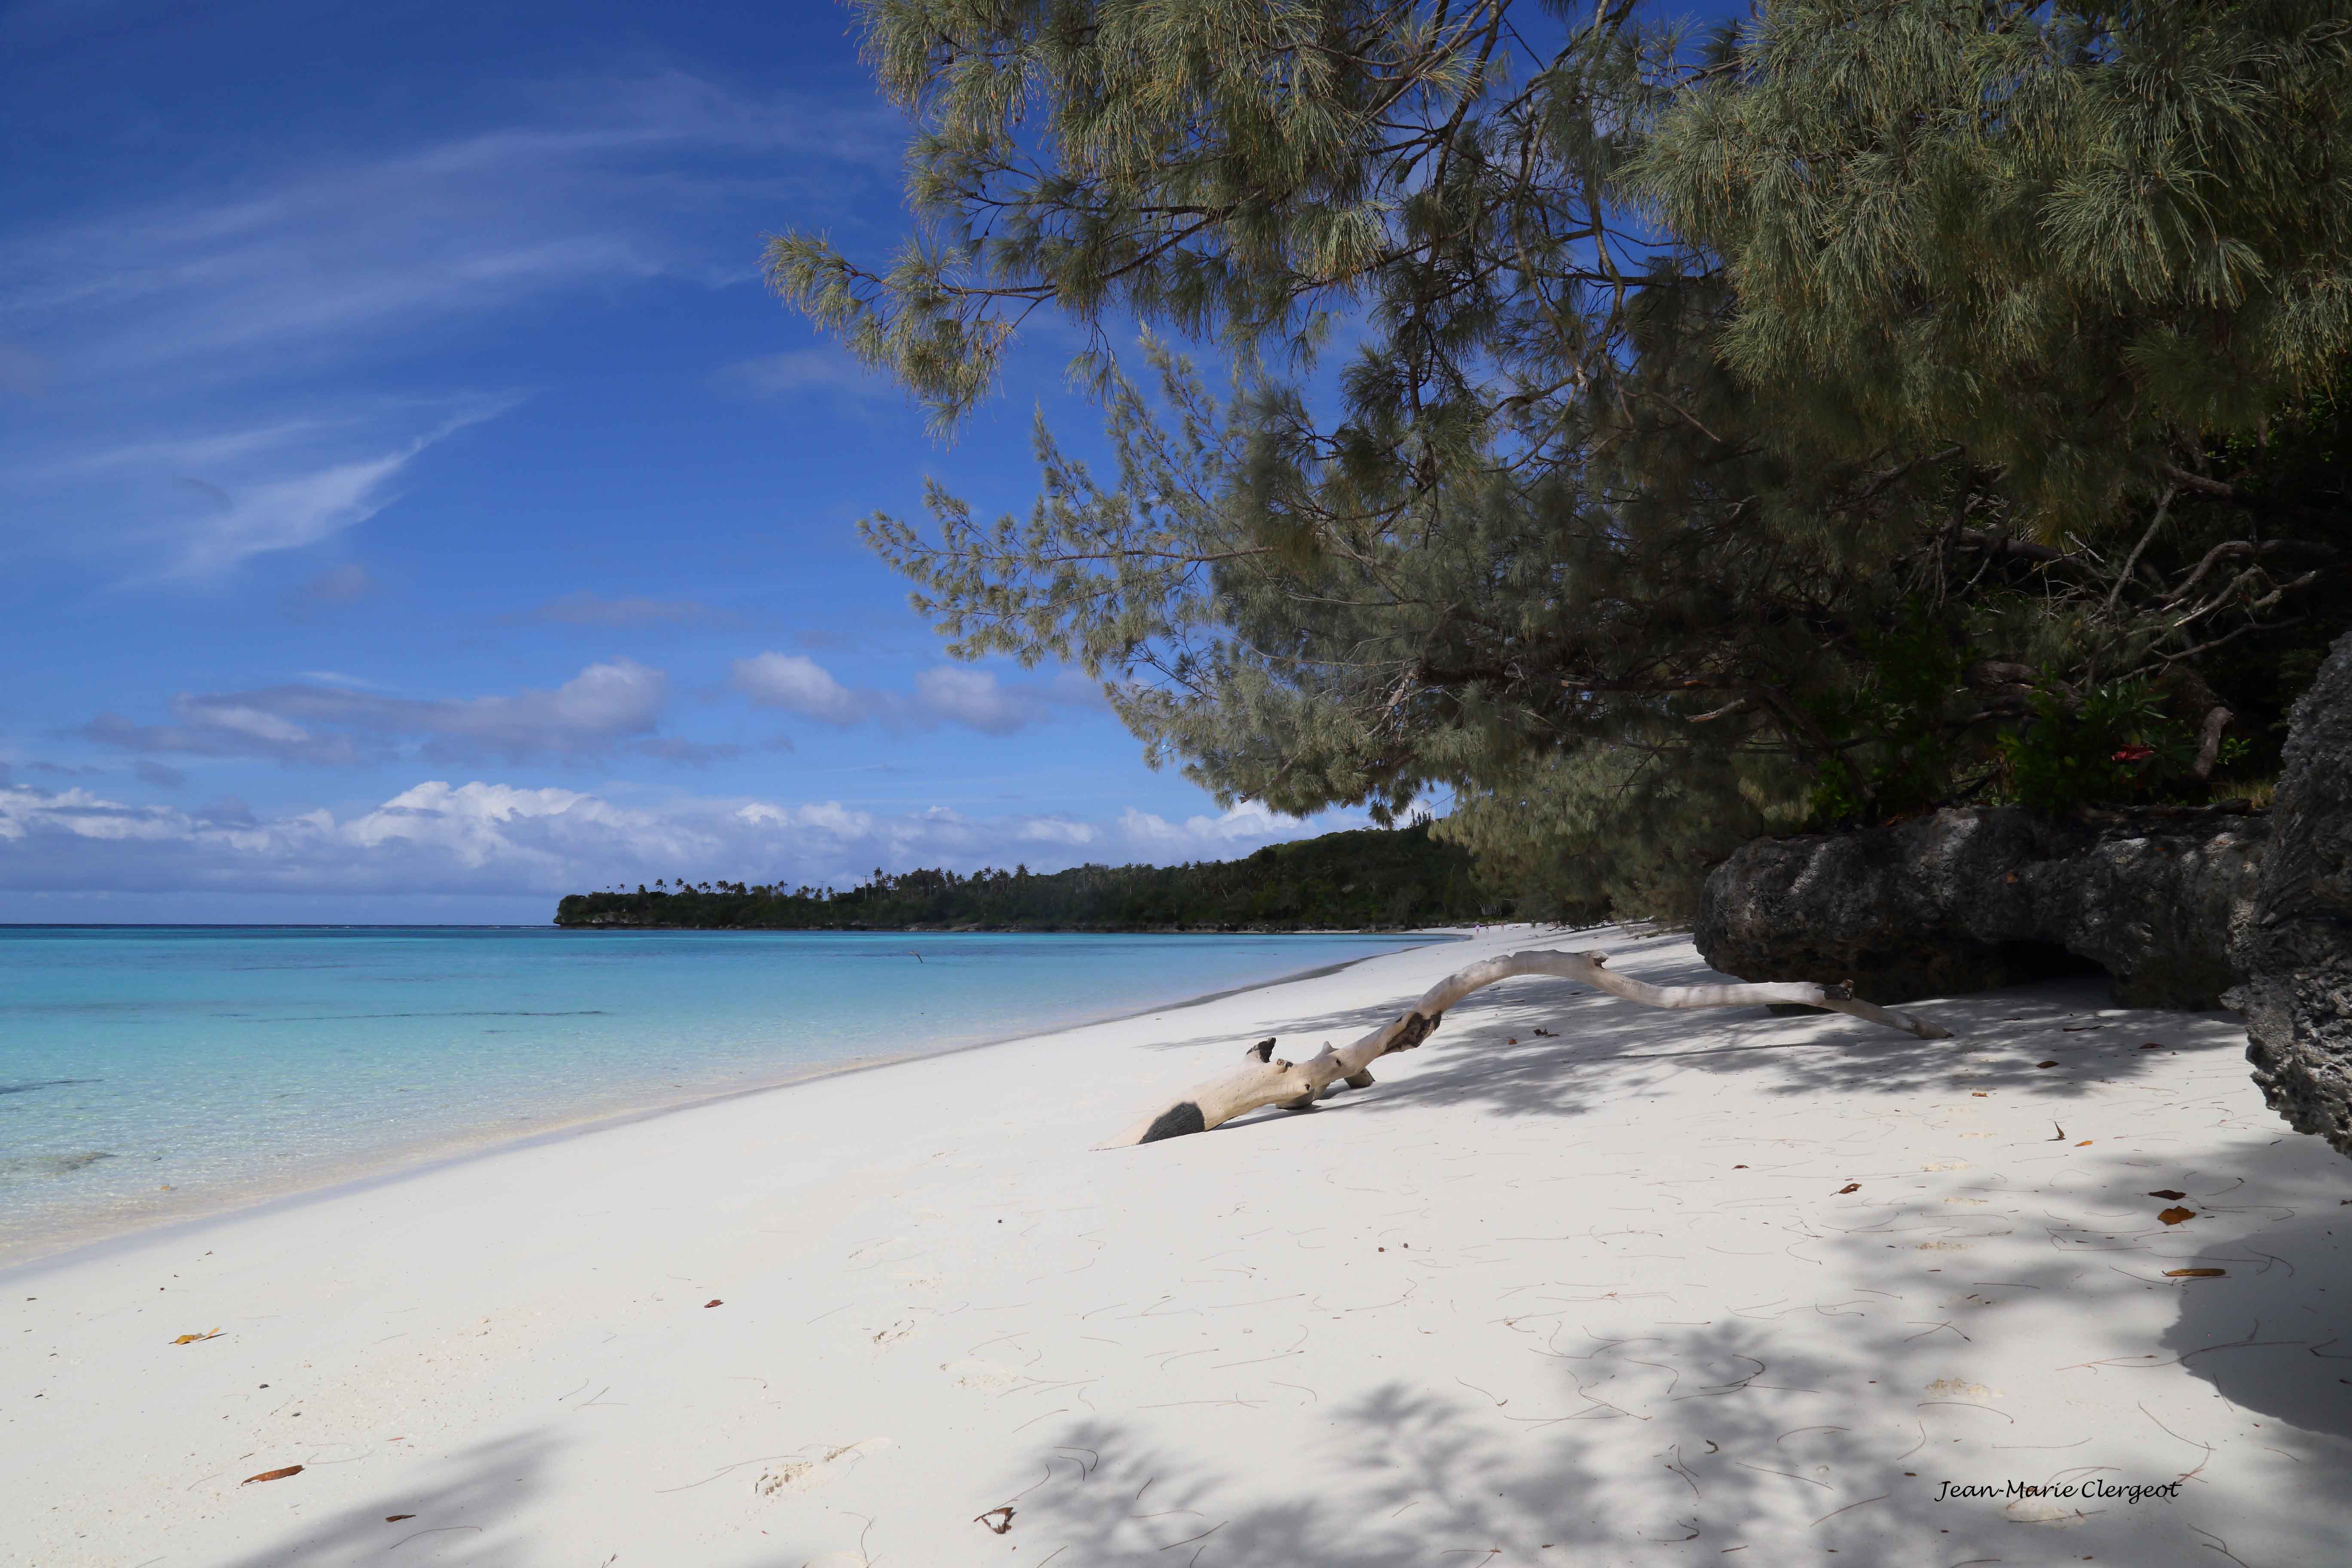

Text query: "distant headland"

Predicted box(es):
[554, 822, 1510, 932]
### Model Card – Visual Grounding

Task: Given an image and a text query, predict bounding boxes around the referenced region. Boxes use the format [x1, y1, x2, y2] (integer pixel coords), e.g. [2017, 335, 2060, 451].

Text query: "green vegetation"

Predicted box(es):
[769, 0, 2350, 921]
[554, 822, 1505, 930]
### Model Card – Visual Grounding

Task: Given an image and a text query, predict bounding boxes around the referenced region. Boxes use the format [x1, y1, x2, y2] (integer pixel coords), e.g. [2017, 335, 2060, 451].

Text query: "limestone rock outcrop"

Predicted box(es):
[1695, 804, 2267, 1010]
[2230, 631, 2352, 1158]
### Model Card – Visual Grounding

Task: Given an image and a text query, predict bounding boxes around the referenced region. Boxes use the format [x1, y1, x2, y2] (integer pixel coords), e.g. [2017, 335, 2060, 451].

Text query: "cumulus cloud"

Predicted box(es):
[0, 776, 1350, 898]
[1118, 800, 1326, 846]
[731, 652, 1103, 736]
[729, 652, 863, 724]
[75, 660, 680, 766]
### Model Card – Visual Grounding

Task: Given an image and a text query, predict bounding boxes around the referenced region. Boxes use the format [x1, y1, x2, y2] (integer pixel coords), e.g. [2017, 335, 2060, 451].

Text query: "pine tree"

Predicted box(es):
[772, 0, 2349, 917]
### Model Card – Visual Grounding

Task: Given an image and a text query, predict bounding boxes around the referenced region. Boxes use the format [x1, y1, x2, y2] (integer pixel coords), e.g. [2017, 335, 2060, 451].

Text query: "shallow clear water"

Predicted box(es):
[0, 925, 1437, 1262]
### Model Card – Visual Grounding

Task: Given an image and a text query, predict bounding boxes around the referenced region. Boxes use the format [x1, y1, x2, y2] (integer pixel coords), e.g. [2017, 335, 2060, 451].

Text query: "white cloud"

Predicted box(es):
[732, 652, 1104, 736]
[718, 348, 892, 401]
[0, 76, 893, 391]
[1118, 800, 1335, 846]
[4, 398, 519, 582]
[731, 652, 863, 725]
[0, 74, 897, 579]
[913, 666, 1043, 736]
[0, 777, 1354, 897]
[77, 659, 678, 765]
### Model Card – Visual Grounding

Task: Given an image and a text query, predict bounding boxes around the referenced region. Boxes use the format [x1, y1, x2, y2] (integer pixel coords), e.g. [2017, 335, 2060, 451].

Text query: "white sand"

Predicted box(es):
[6, 925, 2349, 1567]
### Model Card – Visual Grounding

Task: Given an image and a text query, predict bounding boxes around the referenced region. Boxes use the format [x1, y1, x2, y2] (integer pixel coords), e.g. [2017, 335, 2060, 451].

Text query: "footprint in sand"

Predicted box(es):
[888, 1271, 950, 1292]
[941, 1359, 1023, 1390]
[865, 1317, 925, 1347]
[753, 1438, 892, 1496]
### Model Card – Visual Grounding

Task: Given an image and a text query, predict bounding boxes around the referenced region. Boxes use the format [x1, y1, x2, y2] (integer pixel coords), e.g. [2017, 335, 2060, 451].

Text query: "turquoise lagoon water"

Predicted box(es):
[0, 925, 1439, 1263]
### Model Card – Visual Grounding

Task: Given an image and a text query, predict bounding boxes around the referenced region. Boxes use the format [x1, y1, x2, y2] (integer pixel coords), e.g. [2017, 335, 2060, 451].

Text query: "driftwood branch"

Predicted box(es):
[1100, 948, 1952, 1148]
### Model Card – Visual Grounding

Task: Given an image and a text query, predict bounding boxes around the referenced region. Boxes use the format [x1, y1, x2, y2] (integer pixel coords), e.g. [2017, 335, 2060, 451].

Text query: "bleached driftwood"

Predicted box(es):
[1101, 947, 1952, 1148]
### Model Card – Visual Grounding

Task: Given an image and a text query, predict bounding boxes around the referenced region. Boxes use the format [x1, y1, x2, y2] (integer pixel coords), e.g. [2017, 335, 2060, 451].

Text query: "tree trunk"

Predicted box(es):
[1101, 947, 1951, 1148]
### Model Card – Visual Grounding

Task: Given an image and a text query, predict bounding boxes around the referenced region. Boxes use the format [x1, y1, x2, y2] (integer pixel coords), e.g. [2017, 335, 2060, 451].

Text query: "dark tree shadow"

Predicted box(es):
[2163, 1208, 2352, 1443]
[208, 1431, 564, 1567]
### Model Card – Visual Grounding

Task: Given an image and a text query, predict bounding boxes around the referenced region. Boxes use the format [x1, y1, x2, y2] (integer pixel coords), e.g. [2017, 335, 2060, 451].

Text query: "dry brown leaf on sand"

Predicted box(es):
[2037, 1060, 2059, 1068]
[385, 1515, 414, 1522]
[2159, 1207, 2196, 1225]
[975, 1506, 1014, 1534]
[1838, 1183, 1861, 1194]
[172, 1329, 221, 1345]
[2149, 1189, 2187, 1200]
[2165, 1268, 2227, 1279]
[704, 1298, 723, 1308]
[241, 1466, 303, 1485]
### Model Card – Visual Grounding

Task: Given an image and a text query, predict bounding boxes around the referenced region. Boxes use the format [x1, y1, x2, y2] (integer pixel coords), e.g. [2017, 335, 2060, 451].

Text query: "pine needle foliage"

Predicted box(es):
[772, 0, 2352, 920]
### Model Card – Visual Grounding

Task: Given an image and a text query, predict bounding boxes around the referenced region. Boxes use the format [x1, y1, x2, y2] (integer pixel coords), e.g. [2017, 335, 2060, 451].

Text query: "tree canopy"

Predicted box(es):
[772, 0, 2351, 919]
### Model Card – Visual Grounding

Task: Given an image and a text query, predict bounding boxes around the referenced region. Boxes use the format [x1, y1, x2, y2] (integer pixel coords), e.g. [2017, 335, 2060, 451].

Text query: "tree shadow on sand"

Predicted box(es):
[2162, 1207, 2352, 1444]
[208, 1431, 564, 1568]
[864, 1138, 2352, 1568]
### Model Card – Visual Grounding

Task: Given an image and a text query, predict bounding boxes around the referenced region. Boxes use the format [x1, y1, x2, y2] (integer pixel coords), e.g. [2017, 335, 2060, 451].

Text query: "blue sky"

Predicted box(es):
[0, 0, 1416, 922]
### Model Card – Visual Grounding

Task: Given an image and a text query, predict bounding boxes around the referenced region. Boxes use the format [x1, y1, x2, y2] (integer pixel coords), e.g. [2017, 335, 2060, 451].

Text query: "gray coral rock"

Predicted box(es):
[1696, 805, 2267, 1011]
[2230, 631, 2352, 1158]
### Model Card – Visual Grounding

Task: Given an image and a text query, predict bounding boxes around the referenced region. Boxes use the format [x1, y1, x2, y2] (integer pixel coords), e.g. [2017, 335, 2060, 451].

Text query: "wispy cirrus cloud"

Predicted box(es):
[730, 651, 1106, 736]
[716, 347, 894, 404]
[73, 659, 691, 766]
[0, 72, 898, 581]
[1, 74, 894, 392]
[5, 395, 518, 580]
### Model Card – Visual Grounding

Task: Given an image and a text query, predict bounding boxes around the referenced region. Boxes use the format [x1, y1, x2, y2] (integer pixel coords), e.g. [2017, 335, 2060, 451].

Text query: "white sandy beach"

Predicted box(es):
[6, 925, 2349, 1568]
